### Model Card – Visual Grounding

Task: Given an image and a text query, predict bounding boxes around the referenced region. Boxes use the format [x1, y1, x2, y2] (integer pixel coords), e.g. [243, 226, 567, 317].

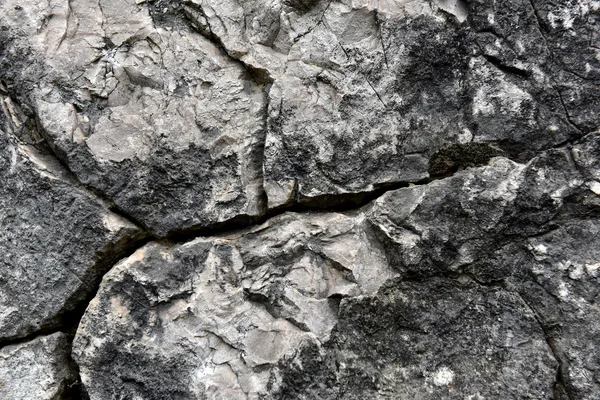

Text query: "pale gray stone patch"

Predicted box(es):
[1, 0, 268, 237]
[0, 333, 76, 400]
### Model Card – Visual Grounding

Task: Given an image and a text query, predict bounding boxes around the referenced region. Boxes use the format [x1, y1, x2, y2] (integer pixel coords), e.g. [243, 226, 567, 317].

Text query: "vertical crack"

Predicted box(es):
[374, 10, 389, 70]
[516, 292, 573, 400]
[554, 88, 584, 136]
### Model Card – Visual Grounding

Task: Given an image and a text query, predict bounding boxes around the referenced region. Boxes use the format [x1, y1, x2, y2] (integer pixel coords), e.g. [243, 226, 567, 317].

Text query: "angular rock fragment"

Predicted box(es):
[0, 332, 76, 400]
[0, 0, 267, 236]
[263, 2, 467, 206]
[0, 123, 144, 341]
[73, 212, 395, 399]
[366, 133, 600, 398]
[369, 156, 527, 280]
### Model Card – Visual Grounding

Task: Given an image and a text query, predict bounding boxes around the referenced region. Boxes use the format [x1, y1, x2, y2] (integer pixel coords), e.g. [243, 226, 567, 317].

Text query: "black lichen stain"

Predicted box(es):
[428, 142, 501, 177]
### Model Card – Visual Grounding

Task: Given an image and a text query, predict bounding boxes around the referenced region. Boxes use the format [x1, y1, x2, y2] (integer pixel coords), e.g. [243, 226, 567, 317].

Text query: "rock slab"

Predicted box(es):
[0, 114, 144, 342]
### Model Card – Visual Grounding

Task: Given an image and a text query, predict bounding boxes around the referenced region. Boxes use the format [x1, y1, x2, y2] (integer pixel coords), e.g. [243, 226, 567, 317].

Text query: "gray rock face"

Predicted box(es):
[364, 133, 600, 399]
[2, 0, 596, 218]
[0, 332, 76, 400]
[0, 0, 267, 237]
[0, 100, 144, 341]
[1, 0, 599, 399]
[73, 211, 395, 399]
[72, 132, 600, 399]
[166, 0, 595, 207]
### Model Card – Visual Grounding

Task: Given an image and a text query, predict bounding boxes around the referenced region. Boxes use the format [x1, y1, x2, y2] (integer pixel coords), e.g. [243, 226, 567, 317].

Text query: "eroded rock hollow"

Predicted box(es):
[1, 0, 599, 398]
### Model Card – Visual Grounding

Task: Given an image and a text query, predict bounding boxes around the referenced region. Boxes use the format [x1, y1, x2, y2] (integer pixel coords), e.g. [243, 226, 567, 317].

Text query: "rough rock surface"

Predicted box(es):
[0, 332, 76, 400]
[1, 0, 599, 399]
[0, 99, 145, 342]
[73, 211, 395, 399]
[180, 0, 596, 207]
[72, 132, 600, 399]
[0, 0, 267, 236]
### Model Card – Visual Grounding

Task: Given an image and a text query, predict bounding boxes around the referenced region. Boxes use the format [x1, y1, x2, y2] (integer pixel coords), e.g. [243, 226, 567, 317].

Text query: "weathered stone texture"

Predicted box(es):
[0, 112, 143, 341]
[0, 332, 76, 400]
[72, 211, 395, 399]
[1, 0, 267, 237]
[73, 132, 600, 399]
[0, 0, 599, 399]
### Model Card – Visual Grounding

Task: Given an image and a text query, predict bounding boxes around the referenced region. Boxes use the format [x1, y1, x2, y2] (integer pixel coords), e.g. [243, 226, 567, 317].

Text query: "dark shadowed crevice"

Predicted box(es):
[554, 87, 585, 137]
[0, 232, 152, 399]
[137, 127, 595, 244]
[61, 342, 91, 400]
[428, 142, 503, 177]
[160, 175, 434, 244]
[482, 54, 532, 79]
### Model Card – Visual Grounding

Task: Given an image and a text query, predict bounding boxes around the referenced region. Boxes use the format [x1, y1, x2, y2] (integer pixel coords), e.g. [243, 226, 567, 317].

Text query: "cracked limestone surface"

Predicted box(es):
[148, 0, 600, 207]
[1, 0, 600, 399]
[0, 332, 76, 400]
[0, 0, 267, 237]
[0, 99, 145, 342]
[72, 211, 396, 399]
[73, 133, 600, 399]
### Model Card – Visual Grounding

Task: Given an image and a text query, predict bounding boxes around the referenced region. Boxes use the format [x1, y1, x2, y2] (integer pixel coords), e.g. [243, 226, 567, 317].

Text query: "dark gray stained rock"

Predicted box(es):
[0, 110, 144, 341]
[365, 132, 600, 399]
[0, 332, 76, 400]
[280, 279, 557, 399]
[525, 220, 600, 399]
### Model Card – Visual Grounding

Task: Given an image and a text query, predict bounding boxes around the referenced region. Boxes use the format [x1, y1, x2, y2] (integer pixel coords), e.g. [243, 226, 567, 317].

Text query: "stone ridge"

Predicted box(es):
[0, 0, 599, 399]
